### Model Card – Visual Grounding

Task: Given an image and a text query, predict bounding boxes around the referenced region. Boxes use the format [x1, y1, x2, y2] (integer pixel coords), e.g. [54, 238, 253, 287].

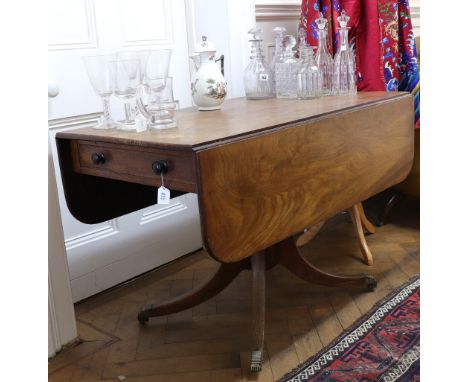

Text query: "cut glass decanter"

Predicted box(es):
[297, 46, 321, 99]
[243, 28, 274, 99]
[333, 10, 357, 95]
[269, 27, 286, 94]
[275, 35, 300, 99]
[315, 13, 334, 96]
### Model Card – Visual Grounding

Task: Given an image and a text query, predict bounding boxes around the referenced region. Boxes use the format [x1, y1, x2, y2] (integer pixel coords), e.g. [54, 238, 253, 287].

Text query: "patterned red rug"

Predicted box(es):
[278, 276, 420, 382]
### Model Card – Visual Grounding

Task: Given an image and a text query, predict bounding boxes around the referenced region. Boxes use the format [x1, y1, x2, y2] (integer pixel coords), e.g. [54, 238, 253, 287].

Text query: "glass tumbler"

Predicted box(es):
[137, 77, 178, 130]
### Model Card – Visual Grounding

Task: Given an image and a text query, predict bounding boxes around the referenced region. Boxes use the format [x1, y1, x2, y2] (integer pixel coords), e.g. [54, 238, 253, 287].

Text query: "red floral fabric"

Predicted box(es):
[299, 0, 419, 95]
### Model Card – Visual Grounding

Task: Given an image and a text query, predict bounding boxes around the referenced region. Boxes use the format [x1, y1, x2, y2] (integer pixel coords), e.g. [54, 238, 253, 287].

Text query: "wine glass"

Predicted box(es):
[117, 50, 150, 82]
[110, 58, 140, 131]
[82, 53, 117, 129]
[143, 49, 172, 83]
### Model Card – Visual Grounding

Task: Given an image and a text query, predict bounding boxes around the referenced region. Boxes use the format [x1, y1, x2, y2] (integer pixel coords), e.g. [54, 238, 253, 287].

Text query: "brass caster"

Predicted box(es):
[137, 304, 153, 324]
[365, 275, 378, 291]
[250, 349, 263, 372]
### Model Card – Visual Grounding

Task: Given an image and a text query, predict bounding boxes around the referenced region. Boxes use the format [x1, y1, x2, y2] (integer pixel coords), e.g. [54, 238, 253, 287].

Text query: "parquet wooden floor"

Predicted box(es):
[49, 197, 419, 382]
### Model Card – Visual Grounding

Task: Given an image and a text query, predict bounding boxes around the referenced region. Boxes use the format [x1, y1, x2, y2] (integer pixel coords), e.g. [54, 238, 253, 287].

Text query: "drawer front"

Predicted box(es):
[71, 140, 197, 193]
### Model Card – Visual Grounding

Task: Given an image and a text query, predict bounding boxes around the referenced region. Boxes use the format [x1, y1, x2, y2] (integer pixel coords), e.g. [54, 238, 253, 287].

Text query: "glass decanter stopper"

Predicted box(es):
[297, 46, 321, 99]
[315, 13, 334, 96]
[244, 28, 274, 99]
[269, 27, 286, 94]
[297, 27, 308, 62]
[333, 10, 357, 95]
[275, 35, 300, 99]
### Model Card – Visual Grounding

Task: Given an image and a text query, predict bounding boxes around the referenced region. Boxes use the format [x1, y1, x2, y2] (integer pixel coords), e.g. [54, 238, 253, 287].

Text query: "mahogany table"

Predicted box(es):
[56, 92, 414, 371]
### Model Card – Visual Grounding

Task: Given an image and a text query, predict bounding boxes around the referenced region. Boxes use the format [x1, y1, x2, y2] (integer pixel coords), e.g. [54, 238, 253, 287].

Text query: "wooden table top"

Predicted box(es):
[58, 92, 409, 151]
[56, 91, 414, 263]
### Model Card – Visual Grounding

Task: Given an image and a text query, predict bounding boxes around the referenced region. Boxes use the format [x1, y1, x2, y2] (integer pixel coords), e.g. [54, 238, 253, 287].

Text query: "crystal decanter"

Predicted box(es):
[297, 46, 321, 99]
[243, 28, 274, 99]
[315, 13, 334, 96]
[297, 27, 308, 62]
[269, 26, 286, 94]
[275, 35, 300, 98]
[333, 10, 357, 95]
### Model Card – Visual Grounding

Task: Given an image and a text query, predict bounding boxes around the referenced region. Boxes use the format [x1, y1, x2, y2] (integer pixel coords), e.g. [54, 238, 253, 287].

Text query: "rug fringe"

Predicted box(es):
[276, 275, 420, 382]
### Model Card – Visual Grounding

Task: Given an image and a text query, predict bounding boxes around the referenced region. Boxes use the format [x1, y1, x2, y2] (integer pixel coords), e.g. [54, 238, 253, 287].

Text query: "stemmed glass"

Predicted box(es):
[82, 53, 116, 129]
[143, 49, 172, 83]
[110, 58, 141, 130]
[117, 50, 150, 82]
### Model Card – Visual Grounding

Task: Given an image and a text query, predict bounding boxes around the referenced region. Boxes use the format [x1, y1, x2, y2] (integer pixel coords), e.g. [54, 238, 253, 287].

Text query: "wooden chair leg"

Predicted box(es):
[357, 202, 376, 234]
[349, 204, 374, 266]
[296, 221, 325, 247]
[250, 252, 266, 372]
[377, 192, 405, 226]
[137, 259, 249, 323]
[271, 237, 376, 290]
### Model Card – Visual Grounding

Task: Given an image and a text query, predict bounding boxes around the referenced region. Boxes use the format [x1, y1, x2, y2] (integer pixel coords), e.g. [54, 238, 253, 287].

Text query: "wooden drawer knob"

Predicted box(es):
[152, 160, 169, 175]
[91, 152, 106, 165]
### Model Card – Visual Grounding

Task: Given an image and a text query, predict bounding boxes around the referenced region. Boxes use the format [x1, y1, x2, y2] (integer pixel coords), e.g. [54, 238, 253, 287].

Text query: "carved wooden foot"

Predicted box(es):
[349, 204, 374, 266]
[270, 237, 377, 291]
[138, 259, 249, 323]
[357, 202, 376, 234]
[250, 252, 265, 372]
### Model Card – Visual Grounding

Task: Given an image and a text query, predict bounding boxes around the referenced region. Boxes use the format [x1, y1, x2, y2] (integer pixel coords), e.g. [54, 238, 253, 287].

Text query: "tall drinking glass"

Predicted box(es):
[110, 58, 140, 130]
[137, 77, 178, 130]
[117, 50, 150, 82]
[82, 53, 116, 129]
[143, 49, 172, 83]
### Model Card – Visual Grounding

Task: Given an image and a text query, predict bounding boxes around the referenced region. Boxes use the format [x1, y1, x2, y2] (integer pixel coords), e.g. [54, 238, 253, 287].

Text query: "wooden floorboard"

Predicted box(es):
[49, 197, 419, 381]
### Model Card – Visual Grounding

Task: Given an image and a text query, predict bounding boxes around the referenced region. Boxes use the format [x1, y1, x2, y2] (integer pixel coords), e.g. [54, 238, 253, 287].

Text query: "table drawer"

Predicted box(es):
[71, 140, 197, 193]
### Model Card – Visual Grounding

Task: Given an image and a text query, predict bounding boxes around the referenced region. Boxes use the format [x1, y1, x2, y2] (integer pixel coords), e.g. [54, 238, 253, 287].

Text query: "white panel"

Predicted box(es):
[120, 0, 173, 46]
[70, 272, 98, 302]
[185, 0, 255, 99]
[48, 141, 78, 351]
[48, 116, 120, 240]
[226, 0, 256, 98]
[48, 0, 216, 303]
[96, 211, 201, 292]
[65, 221, 119, 250]
[65, 194, 200, 280]
[140, 202, 187, 225]
[48, 0, 97, 50]
[256, 19, 299, 56]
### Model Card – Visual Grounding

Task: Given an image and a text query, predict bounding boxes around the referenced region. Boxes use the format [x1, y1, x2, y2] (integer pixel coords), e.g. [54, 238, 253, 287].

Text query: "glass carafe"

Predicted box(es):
[333, 11, 357, 95]
[269, 27, 286, 94]
[243, 28, 274, 99]
[315, 13, 334, 96]
[297, 46, 321, 99]
[275, 35, 300, 99]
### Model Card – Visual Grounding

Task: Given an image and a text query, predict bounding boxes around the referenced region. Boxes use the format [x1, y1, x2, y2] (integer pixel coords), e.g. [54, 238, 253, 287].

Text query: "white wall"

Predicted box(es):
[48, 139, 77, 357]
[186, 0, 255, 98]
[255, 0, 300, 61]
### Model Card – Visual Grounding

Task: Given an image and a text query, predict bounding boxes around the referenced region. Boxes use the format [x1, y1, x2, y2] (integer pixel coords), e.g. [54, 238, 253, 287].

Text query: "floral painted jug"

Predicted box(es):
[190, 36, 227, 111]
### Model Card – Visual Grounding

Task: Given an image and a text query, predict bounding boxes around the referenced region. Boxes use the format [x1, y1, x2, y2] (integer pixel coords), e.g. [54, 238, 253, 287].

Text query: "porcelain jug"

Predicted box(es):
[190, 36, 227, 111]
